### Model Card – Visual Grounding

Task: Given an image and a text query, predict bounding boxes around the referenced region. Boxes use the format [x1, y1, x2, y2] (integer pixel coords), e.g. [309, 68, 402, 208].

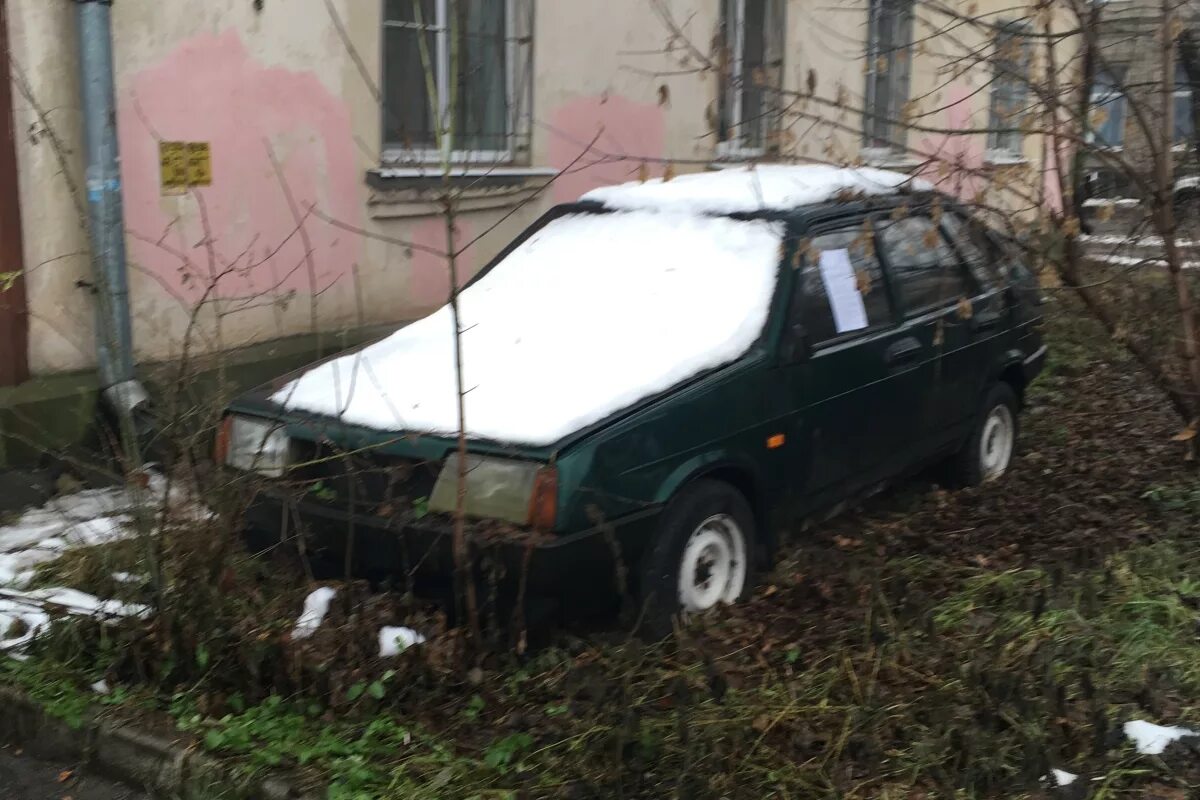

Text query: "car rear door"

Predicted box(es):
[779, 216, 929, 504]
[874, 210, 987, 454]
[938, 210, 1016, 422]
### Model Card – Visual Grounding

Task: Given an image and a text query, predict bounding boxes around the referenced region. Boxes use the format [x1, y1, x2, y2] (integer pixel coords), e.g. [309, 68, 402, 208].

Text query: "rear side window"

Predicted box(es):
[877, 215, 971, 315]
[798, 226, 893, 346]
[941, 212, 1004, 288]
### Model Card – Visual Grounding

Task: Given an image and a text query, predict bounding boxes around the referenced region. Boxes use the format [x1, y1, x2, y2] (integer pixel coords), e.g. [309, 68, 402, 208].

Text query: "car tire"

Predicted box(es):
[949, 382, 1019, 487]
[636, 479, 755, 639]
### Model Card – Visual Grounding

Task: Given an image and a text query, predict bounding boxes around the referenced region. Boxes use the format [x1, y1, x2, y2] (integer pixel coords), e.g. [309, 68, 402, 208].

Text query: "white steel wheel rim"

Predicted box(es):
[980, 404, 1015, 481]
[677, 514, 747, 612]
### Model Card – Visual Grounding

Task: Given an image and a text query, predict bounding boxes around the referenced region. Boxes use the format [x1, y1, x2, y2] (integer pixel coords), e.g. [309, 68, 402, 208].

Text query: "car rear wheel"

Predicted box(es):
[638, 480, 754, 638]
[950, 382, 1019, 487]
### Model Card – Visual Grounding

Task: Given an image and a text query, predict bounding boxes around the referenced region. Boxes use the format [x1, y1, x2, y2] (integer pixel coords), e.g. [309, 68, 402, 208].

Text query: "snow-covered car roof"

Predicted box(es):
[272, 210, 784, 446]
[583, 164, 931, 215]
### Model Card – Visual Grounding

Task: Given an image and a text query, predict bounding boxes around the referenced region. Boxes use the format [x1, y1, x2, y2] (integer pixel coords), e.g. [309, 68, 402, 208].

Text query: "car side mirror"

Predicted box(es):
[782, 322, 811, 363]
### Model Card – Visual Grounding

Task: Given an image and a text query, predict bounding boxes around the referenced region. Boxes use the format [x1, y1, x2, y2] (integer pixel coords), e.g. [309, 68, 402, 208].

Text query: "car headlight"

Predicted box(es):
[429, 454, 557, 529]
[216, 415, 291, 478]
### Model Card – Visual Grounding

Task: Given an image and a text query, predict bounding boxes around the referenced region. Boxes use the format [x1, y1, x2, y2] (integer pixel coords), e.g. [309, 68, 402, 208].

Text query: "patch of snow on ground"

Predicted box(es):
[0, 477, 193, 653]
[292, 587, 337, 640]
[379, 626, 425, 656]
[583, 164, 929, 215]
[1050, 768, 1077, 786]
[273, 211, 783, 445]
[1085, 253, 1200, 269]
[1080, 234, 1200, 247]
[0, 491, 135, 586]
[1123, 720, 1198, 755]
[1083, 197, 1141, 208]
[0, 587, 149, 652]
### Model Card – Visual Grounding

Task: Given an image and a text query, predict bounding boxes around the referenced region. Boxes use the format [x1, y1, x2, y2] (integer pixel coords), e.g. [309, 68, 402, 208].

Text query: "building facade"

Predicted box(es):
[0, 0, 1069, 460]
[1082, 0, 1198, 198]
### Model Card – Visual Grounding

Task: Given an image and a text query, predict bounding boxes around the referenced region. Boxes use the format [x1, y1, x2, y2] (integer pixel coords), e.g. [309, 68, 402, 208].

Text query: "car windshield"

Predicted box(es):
[272, 210, 784, 446]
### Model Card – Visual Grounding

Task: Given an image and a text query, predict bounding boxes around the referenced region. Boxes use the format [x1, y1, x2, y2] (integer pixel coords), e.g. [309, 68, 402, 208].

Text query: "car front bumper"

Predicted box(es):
[241, 488, 660, 594]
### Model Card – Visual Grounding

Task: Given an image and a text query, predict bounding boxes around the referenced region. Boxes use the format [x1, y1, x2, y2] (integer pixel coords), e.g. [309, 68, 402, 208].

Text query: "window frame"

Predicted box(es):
[862, 0, 915, 158]
[716, 0, 785, 160]
[874, 212, 978, 318]
[787, 216, 900, 353]
[381, 0, 530, 166]
[1175, 62, 1194, 146]
[985, 21, 1033, 162]
[1088, 66, 1127, 150]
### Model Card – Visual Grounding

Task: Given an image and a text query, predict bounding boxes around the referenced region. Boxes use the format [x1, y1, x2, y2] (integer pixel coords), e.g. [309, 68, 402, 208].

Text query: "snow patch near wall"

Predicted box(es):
[0, 477, 199, 653]
[0, 587, 149, 652]
[0, 486, 161, 587]
[273, 211, 783, 445]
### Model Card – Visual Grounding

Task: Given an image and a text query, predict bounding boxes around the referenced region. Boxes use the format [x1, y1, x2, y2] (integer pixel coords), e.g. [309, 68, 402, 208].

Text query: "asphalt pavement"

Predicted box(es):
[0, 746, 146, 800]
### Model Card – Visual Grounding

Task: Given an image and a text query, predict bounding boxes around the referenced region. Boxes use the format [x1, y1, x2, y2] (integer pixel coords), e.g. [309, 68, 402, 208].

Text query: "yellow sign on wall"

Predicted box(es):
[187, 143, 212, 186]
[160, 141, 212, 193]
[159, 142, 188, 192]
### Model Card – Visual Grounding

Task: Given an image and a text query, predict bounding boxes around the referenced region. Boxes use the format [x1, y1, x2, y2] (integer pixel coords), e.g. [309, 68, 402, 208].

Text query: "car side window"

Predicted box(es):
[796, 226, 893, 347]
[877, 215, 972, 315]
[941, 212, 1004, 289]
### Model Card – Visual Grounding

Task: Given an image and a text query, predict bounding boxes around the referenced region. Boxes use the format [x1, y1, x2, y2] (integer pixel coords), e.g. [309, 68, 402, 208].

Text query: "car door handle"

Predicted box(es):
[884, 338, 922, 366]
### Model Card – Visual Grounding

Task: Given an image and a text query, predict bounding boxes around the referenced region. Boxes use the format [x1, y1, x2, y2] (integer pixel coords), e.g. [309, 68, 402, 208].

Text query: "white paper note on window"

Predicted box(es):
[818, 248, 868, 333]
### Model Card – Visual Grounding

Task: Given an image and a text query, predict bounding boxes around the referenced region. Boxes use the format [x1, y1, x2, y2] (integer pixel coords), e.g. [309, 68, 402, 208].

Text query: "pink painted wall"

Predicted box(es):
[916, 82, 1064, 213]
[119, 32, 362, 305]
[407, 216, 476, 309]
[548, 94, 667, 204]
[915, 84, 987, 204]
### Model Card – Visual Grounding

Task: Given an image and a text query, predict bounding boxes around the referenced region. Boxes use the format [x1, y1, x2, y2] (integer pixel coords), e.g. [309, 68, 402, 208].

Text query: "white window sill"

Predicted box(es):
[983, 151, 1028, 166]
[366, 166, 556, 219]
[373, 166, 559, 180]
[861, 148, 921, 171]
[713, 142, 768, 163]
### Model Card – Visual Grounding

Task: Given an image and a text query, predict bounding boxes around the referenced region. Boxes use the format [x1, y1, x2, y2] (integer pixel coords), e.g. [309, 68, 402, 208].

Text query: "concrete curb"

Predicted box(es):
[0, 686, 321, 799]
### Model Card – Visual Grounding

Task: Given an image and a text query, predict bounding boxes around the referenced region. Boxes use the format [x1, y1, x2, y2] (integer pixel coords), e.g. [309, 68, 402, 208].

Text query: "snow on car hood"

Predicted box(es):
[271, 210, 783, 446]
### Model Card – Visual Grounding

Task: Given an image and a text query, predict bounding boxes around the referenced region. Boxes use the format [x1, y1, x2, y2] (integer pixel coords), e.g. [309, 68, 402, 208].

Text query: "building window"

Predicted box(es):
[863, 0, 914, 155]
[1089, 68, 1126, 149]
[986, 22, 1032, 160]
[716, 0, 785, 158]
[1176, 63, 1194, 145]
[382, 0, 533, 165]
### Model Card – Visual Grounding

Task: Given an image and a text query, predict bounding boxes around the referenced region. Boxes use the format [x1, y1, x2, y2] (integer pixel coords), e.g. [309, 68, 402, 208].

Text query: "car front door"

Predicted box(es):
[780, 217, 929, 507]
[875, 211, 985, 455]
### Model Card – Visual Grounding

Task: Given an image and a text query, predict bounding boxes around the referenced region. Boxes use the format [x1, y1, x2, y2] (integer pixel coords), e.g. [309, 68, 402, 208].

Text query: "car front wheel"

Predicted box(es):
[638, 480, 754, 638]
[950, 382, 1019, 486]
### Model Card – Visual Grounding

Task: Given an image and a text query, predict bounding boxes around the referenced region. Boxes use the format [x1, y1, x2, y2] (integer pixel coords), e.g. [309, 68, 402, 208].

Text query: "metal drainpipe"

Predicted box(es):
[75, 0, 149, 419]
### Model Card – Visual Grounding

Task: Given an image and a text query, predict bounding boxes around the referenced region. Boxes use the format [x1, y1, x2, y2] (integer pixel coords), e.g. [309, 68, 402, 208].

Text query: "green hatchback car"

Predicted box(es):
[221, 166, 1045, 627]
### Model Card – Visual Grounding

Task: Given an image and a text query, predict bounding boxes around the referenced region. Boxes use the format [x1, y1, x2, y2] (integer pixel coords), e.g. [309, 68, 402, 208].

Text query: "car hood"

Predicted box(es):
[260, 210, 782, 448]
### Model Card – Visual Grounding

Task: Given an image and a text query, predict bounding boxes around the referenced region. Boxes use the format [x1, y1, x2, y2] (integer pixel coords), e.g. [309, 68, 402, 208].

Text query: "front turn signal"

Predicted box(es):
[528, 466, 558, 532]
